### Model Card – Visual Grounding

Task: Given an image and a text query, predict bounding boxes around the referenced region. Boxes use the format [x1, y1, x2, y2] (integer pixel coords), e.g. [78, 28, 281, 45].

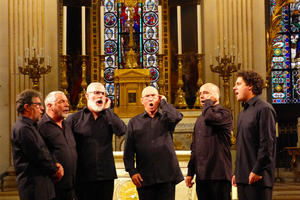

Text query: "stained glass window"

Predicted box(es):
[103, 0, 160, 104]
[271, 0, 300, 104]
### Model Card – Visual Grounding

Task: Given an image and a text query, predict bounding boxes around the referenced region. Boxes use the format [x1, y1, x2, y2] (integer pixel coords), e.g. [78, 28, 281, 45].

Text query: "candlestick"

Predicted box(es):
[82, 6, 86, 55]
[63, 6, 67, 55]
[100, 5, 105, 55]
[197, 4, 202, 54]
[177, 6, 182, 54]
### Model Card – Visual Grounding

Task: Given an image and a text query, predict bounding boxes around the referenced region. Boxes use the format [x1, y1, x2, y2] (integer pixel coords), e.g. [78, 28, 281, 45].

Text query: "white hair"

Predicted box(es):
[142, 86, 158, 97]
[200, 83, 220, 101]
[44, 91, 65, 111]
[86, 82, 106, 93]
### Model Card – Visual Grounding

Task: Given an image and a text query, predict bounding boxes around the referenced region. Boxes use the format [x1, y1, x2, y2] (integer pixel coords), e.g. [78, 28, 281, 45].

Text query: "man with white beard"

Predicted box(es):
[67, 82, 126, 200]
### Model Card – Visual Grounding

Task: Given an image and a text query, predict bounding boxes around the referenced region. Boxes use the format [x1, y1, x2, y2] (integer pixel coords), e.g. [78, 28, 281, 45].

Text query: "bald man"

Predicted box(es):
[123, 86, 183, 200]
[186, 83, 233, 200]
[67, 82, 126, 200]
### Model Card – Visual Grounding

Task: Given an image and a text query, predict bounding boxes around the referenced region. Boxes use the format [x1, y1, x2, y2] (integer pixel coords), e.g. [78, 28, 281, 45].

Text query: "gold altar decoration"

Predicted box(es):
[18, 48, 51, 90]
[114, 69, 150, 118]
[266, 0, 294, 88]
[193, 54, 204, 109]
[61, 55, 69, 97]
[77, 55, 88, 109]
[285, 147, 300, 181]
[100, 54, 105, 84]
[174, 54, 188, 108]
[157, 54, 166, 96]
[115, 180, 139, 200]
[210, 50, 241, 110]
[118, 0, 143, 69]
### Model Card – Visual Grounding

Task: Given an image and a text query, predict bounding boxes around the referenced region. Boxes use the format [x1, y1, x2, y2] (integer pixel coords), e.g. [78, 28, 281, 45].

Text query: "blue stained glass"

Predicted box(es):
[103, 0, 161, 98]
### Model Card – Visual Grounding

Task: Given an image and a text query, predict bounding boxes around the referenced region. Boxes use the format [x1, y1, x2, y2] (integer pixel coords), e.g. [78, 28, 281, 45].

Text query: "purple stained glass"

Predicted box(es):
[104, 12, 117, 28]
[271, 35, 289, 69]
[104, 68, 114, 83]
[105, 1, 114, 12]
[143, 12, 158, 27]
[144, 39, 159, 54]
[104, 40, 118, 55]
[148, 67, 159, 82]
[272, 71, 290, 104]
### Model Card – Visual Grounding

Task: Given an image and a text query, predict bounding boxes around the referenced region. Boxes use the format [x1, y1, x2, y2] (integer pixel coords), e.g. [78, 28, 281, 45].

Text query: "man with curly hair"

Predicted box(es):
[232, 71, 276, 200]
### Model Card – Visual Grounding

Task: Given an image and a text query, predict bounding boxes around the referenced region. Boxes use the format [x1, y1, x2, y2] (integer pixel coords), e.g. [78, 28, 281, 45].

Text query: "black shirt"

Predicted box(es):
[187, 99, 232, 181]
[235, 96, 276, 187]
[123, 99, 184, 186]
[38, 113, 77, 189]
[66, 108, 126, 182]
[11, 116, 58, 200]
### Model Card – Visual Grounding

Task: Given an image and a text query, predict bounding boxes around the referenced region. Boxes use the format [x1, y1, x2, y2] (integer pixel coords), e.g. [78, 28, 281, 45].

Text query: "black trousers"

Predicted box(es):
[237, 184, 273, 200]
[137, 182, 175, 200]
[76, 180, 114, 200]
[55, 187, 77, 200]
[196, 180, 231, 200]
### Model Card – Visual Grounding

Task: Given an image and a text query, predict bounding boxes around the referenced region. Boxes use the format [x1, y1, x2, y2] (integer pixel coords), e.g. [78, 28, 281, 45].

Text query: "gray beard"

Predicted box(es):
[88, 100, 104, 112]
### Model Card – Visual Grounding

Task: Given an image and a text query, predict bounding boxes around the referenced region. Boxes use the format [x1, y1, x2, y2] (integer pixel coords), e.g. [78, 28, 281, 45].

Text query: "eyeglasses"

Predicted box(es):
[89, 91, 105, 96]
[142, 94, 158, 100]
[31, 102, 43, 107]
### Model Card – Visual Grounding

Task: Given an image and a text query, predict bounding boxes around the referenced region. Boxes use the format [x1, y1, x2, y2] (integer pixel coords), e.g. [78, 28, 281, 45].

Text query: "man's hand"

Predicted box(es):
[232, 175, 237, 187]
[159, 95, 167, 101]
[52, 163, 64, 183]
[249, 172, 262, 184]
[104, 97, 111, 109]
[185, 176, 194, 188]
[131, 173, 143, 188]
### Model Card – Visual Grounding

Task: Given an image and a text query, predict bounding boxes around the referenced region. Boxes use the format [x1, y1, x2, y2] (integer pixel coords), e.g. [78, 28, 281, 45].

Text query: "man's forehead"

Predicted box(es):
[200, 85, 210, 92]
[142, 87, 158, 97]
[55, 93, 67, 99]
[90, 84, 105, 92]
[32, 96, 41, 102]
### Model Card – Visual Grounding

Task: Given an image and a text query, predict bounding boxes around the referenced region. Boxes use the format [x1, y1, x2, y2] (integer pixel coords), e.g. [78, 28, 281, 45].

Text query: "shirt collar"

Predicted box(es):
[242, 95, 259, 109]
[143, 109, 162, 118]
[20, 115, 38, 127]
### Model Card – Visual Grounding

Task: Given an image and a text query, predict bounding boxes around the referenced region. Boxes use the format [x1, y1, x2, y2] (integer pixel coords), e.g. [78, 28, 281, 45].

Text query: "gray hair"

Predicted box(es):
[44, 91, 65, 111]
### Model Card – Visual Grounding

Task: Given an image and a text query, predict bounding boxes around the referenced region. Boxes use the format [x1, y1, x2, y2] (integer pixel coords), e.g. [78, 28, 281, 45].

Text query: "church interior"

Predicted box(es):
[0, 0, 300, 199]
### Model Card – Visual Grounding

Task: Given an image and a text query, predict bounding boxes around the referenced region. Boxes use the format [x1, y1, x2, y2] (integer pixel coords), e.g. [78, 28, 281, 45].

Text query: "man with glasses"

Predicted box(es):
[38, 91, 77, 200]
[67, 82, 126, 200]
[11, 89, 64, 200]
[123, 86, 184, 200]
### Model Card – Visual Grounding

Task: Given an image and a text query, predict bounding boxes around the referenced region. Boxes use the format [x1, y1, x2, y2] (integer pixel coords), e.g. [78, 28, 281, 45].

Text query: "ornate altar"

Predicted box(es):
[114, 69, 150, 118]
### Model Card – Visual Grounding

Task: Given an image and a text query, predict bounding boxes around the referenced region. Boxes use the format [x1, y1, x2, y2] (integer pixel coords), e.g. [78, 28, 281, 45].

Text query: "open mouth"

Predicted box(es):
[96, 100, 103, 105]
[149, 103, 153, 107]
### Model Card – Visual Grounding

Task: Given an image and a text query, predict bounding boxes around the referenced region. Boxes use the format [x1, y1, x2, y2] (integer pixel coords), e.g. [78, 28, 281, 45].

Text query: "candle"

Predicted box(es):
[215, 46, 220, 57]
[62, 6, 67, 55]
[100, 5, 105, 55]
[25, 48, 29, 58]
[158, 5, 163, 54]
[197, 4, 202, 54]
[177, 6, 182, 54]
[82, 6, 86, 55]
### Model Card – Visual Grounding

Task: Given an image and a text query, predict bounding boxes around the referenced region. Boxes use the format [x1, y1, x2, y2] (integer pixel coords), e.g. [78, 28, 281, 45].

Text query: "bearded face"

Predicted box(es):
[86, 83, 106, 113]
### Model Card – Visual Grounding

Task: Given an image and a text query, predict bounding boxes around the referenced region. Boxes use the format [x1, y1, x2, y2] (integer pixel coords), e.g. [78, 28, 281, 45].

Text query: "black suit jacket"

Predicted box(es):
[11, 116, 58, 200]
[66, 108, 126, 183]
